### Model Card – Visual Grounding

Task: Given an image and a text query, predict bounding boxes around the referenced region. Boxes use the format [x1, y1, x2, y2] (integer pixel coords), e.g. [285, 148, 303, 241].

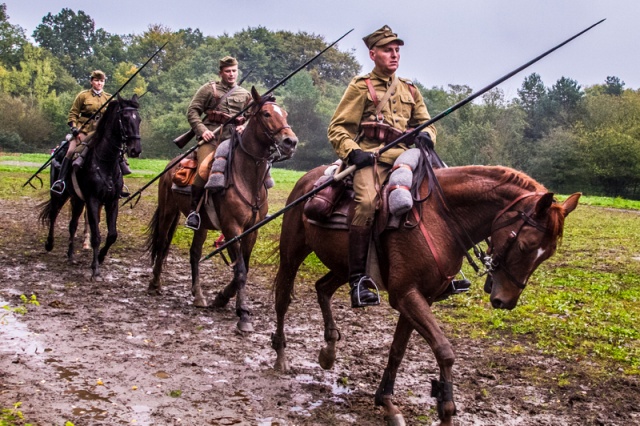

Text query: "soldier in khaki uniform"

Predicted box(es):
[51, 70, 111, 194]
[328, 25, 438, 308]
[185, 56, 252, 230]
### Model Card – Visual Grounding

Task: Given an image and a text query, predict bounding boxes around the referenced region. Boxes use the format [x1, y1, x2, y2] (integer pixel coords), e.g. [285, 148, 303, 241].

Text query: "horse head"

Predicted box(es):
[116, 93, 142, 158]
[245, 86, 298, 161]
[483, 192, 581, 309]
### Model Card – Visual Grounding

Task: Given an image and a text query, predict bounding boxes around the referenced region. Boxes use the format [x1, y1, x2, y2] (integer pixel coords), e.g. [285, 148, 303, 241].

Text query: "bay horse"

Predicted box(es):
[146, 87, 298, 332]
[271, 164, 580, 425]
[40, 94, 142, 280]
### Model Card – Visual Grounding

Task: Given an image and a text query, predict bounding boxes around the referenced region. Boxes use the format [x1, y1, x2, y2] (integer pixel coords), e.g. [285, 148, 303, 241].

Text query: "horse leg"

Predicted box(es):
[189, 227, 208, 307]
[67, 200, 85, 263]
[42, 192, 69, 252]
[374, 314, 415, 426]
[316, 272, 346, 370]
[272, 233, 313, 372]
[98, 201, 118, 265]
[210, 239, 252, 332]
[394, 290, 457, 426]
[82, 209, 91, 250]
[84, 201, 103, 281]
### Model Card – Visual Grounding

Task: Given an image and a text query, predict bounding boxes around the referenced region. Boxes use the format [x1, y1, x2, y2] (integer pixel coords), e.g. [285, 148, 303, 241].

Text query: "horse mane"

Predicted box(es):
[93, 96, 139, 137]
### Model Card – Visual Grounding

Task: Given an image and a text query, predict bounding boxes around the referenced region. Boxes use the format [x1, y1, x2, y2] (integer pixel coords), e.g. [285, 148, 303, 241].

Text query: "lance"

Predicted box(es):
[121, 28, 354, 208]
[23, 41, 170, 189]
[201, 18, 605, 262]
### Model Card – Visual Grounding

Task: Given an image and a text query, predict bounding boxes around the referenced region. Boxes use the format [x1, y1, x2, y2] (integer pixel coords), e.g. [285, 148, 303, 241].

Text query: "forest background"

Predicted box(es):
[1, 5, 639, 199]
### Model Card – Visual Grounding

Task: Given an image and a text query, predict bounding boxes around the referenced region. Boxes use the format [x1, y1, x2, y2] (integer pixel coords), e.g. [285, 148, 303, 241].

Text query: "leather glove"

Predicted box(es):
[348, 149, 374, 169]
[414, 132, 434, 150]
[70, 126, 80, 137]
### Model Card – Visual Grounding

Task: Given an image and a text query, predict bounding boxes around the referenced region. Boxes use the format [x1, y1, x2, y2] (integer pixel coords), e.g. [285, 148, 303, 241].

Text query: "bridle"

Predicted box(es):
[240, 99, 292, 163]
[483, 192, 550, 290]
[116, 104, 141, 151]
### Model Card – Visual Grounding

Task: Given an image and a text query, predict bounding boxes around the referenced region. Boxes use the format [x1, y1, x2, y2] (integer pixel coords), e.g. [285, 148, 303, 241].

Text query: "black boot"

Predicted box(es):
[185, 185, 205, 230]
[51, 157, 72, 194]
[348, 224, 380, 308]
[119, 155, 132, 175]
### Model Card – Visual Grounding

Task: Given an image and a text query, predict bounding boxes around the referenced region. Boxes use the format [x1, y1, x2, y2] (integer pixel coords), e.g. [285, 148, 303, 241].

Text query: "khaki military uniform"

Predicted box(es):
[187, 81, 251, 185]
[68, 89, 112, 134]
[327, 69, 436, 226]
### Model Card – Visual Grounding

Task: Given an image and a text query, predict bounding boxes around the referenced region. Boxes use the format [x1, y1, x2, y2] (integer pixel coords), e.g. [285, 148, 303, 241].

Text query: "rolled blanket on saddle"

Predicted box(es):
[204, 139, 275, 192]
[388, 148, 421, 216]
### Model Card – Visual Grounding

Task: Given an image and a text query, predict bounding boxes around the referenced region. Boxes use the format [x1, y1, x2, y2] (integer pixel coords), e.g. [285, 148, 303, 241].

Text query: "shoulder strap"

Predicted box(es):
[365, 77, 399, 121]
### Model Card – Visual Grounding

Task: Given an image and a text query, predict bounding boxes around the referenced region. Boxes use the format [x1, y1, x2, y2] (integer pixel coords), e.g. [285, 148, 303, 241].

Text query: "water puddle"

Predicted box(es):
[0, 295, 45, 355]
[295, 373, 353, 395]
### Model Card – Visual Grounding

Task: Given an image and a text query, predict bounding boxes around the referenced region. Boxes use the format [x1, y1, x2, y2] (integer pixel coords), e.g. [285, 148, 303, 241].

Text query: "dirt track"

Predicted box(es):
[1, 194, 638, 426]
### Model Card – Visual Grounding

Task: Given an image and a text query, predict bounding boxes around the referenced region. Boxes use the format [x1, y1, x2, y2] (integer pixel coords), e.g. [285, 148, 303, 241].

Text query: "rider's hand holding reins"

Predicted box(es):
[414, 132, 434, 150]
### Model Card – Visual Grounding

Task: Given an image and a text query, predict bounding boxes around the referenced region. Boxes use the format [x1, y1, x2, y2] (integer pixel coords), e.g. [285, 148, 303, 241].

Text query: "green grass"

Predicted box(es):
[3, 156, 639, 377]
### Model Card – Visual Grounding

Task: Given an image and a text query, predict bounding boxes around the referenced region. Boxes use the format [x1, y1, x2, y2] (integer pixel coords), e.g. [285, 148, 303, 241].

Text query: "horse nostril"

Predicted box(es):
[491, 298, 503, 309]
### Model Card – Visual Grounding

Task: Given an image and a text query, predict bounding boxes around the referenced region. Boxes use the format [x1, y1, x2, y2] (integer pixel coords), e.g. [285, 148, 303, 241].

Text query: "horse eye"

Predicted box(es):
[263, 112, 271, 118]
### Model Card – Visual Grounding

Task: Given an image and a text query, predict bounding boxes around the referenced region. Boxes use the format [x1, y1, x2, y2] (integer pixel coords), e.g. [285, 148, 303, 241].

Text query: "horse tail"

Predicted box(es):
[38, 199, 53, 227]
[144, 204, 180, 264]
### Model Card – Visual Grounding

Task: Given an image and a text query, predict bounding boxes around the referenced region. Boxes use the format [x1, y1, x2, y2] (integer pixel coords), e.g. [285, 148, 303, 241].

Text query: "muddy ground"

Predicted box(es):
[0, 193, 638, 426]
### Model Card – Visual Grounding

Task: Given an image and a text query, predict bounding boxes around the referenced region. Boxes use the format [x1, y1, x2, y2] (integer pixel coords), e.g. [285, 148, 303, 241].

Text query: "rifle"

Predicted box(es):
[200, 19, 605, 263]
[122, 28, 354, 208]
[23, 41, 170, 189]
[172, 68, 255, 149]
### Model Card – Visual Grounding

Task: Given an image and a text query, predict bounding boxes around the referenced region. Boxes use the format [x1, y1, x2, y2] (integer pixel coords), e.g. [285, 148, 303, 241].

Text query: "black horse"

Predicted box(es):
[40, 94, 142, 280]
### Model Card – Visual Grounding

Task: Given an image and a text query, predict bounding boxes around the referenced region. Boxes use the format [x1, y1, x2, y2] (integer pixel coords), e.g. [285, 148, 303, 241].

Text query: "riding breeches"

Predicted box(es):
[194, 140, 220, 188]
[351, 162, 392, 227]
[64, 133, 87, 159]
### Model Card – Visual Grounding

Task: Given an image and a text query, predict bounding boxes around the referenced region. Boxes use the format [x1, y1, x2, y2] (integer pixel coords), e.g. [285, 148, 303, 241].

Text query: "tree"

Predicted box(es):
[32, 8, 96, 81]
[604, 76, 625, 96]
[0, 3, 28, 68]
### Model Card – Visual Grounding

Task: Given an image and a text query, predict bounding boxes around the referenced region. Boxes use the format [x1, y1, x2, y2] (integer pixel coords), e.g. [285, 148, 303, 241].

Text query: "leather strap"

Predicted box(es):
[364, 77, 399, 121]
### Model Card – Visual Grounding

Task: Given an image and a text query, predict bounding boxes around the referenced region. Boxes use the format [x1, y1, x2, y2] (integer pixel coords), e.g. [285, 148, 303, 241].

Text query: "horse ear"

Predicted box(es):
[535, 192, 555, 216]
[131, 93, 139, 103]
[561, 192, 581, 217]
[117, 93, 123, 102]
[251, 86, 260, 102]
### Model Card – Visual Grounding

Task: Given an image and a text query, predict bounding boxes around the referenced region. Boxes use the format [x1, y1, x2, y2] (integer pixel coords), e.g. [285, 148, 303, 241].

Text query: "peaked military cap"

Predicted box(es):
[219, 56, 238, 70]
[90, 70, 107, 80]
[362, 25, 404, 49]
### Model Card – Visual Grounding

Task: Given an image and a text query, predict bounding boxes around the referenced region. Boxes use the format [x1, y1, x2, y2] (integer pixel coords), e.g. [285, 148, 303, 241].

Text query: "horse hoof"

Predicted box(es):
[45, 242, 53, 252]
[237, 320, 254, 333]
[82, 243, 91, 250]
[147, 286, 162, 296]
[92, 275, 103, 282]
[209, 293, 229, 308]
[384, 414, 406, 426]
[193, 297, 208, 308]
[318, 347, 336, 370]
[274, 356, 290, 372]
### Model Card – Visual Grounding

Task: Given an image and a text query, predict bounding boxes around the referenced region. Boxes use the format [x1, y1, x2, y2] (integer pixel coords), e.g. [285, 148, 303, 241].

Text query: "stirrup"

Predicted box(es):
[435, 273, 472, 302]
[350, 275, 380, 308]
[50, 179, 66, 195]
[185, 211, 201, 230]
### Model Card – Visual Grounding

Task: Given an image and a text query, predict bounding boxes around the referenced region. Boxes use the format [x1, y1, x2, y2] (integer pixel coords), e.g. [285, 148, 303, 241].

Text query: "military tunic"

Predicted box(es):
[328, 69, 436, 166]
[187, 81, 251, 142]
[67, 89, 112, 134]
[327, 69, 437, 226]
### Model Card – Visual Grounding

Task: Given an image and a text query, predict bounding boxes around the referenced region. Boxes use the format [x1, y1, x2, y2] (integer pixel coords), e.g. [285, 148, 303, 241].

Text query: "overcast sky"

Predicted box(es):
[3, 0, 637, 98]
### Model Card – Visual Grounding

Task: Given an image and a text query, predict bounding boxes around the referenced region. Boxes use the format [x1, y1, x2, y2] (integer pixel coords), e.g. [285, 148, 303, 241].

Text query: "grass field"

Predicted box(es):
[2, 153, 639, 378]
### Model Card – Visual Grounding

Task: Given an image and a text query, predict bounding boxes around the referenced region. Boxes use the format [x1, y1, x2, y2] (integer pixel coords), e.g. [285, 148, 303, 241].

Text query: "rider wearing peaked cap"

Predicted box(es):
[51, 69, 113, 194]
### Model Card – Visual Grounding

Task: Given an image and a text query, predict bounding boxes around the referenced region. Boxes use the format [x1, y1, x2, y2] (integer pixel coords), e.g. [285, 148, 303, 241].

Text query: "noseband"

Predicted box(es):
[484, 192, 549, 290]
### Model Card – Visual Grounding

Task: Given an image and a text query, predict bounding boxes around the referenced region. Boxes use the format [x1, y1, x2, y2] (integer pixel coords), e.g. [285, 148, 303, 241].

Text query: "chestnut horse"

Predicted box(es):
[40, 95, 142, 280]
[146, 87, 298, 332]
[271, 164, 580, 425]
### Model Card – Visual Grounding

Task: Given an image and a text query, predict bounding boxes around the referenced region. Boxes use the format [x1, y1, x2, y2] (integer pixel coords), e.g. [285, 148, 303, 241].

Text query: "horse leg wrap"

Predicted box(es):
[431, 378, 457, 417]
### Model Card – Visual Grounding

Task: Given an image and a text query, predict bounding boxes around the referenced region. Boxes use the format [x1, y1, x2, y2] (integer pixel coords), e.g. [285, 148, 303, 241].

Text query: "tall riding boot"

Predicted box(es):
[185, 185, 205, 230]
[119, 155, 132, 175]
[51, 157, 72, 194]
[348, 224, 380, 308]
[72, 144, 88, 169]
